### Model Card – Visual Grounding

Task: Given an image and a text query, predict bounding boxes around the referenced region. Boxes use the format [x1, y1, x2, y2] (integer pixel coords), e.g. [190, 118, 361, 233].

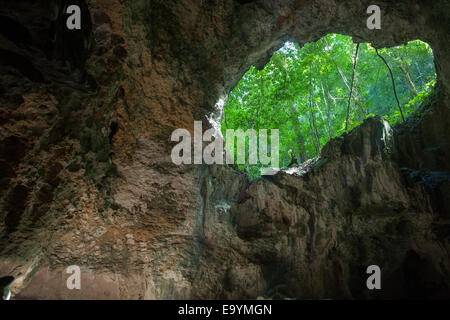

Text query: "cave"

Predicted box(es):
[218, 36, 437, 178]
[0, 0, 449, 300]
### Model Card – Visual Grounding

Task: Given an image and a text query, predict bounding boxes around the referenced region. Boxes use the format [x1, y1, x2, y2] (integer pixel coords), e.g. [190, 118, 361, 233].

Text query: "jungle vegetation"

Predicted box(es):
[220, 34, 436, 178]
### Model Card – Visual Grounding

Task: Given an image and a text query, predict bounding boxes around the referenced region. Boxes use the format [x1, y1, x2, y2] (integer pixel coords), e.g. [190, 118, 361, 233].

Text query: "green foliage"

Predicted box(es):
[386, 79, 436, 124]
[220, 34, 436, 179]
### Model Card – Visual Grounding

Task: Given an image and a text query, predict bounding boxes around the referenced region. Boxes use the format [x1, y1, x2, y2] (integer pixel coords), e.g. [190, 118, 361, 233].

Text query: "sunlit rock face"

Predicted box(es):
[0, 0, 449, 299]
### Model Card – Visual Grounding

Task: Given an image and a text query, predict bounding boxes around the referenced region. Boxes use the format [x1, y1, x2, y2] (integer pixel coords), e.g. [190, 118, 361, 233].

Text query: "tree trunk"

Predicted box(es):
[321, 80, 333, 139]
[323, 37, 351, 91]
[309, 64, 321, 155]
[398, 62, 418, 96]
[375, 48, 405, 122]
[415, 61, 425, 87]
[290, 104, 307, 162]
[345, 43, 360, 130]
[323, 38, 368, 120]
[250, 75, 264, 128]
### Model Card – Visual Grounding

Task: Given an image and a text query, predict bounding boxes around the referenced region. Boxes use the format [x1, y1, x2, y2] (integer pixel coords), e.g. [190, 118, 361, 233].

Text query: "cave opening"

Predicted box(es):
[216, 34, 437, 178]
[1, 0, 449, 301]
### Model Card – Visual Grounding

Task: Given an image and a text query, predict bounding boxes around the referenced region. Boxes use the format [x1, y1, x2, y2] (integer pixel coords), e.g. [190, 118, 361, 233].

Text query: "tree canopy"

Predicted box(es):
[220, 34, 436, 178]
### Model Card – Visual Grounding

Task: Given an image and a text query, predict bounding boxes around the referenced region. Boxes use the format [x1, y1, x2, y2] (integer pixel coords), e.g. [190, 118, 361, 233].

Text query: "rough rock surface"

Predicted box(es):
[0, 0, 449, 299]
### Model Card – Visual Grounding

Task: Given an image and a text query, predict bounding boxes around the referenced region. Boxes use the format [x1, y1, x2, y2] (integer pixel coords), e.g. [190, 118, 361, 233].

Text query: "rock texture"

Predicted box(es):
[0, 0, 449, 299]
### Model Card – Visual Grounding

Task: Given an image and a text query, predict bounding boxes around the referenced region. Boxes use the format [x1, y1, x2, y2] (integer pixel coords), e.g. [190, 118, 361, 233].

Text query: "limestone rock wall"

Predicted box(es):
[0, 0, 449, 299]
